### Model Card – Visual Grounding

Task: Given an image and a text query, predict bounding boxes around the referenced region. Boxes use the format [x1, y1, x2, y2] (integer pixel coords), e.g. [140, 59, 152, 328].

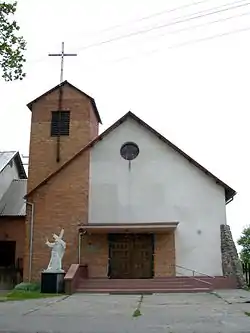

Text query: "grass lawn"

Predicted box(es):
[0, 290, 63, 301]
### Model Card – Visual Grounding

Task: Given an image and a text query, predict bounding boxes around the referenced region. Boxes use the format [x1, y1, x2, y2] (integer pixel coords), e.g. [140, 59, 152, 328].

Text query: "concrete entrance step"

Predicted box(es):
[76, 288, 211, 293]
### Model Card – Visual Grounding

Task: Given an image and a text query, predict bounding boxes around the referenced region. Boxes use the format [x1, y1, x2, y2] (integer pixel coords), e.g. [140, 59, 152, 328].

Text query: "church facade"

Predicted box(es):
[21, 80, 238, 285]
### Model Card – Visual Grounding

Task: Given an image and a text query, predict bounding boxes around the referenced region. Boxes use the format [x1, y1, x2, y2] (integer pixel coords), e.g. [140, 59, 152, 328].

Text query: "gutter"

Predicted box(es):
[26, 201, 34, 282]
[226, 197, 234, 205]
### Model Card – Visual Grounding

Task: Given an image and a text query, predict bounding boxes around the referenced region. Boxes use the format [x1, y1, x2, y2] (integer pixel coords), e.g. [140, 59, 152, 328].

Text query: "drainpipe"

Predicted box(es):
[26, 202, 34, 282]
[78, 229, 86, 264]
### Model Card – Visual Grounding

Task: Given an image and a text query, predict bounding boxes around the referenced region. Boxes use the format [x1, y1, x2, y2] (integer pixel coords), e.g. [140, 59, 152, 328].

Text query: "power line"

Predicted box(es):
[26, 0, 249, 67]
[26, 0, 214, 67]
[165, 8, 250, 34]
[111, 7, 250, 56]
[57, 17, 250, 74]
[171, 24, 250, 48]
[133, 8, 250, 47]
[76, 0, 216, 35]
[27, 1, 215, 66]
[74, 0, 250, 53]
[29, 2, 215, 67]
[109, 24, 250, 66]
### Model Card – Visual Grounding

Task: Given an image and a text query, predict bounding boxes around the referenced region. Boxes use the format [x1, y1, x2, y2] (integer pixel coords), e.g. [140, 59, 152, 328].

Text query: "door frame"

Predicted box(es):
[108, 233, 155, 279]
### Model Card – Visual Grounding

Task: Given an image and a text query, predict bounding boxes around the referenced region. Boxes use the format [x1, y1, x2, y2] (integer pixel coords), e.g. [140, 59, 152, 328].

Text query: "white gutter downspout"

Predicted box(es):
[26, 201, 34, 283]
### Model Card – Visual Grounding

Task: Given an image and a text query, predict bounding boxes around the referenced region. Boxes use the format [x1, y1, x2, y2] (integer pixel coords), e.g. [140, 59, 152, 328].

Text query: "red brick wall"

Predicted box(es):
[0, 217, 25, 263]
[154, 232, 175, 277]
[24, 83, 100, 281]
[23, 152, 90, 281]
[80, 234, 108, 277]
[78, 232, 176, 279]
[27, 84, 99, 193]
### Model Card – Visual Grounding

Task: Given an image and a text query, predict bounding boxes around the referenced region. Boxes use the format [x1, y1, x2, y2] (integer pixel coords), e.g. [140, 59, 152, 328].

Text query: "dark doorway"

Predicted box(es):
[0, 241, 16, 267]
[108, 234, 154, 279]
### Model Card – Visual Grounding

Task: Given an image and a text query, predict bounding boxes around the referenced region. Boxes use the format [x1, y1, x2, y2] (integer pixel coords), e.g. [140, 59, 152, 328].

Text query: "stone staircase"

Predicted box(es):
[64, 264, 238, 294]
[76, 276, 214, 293]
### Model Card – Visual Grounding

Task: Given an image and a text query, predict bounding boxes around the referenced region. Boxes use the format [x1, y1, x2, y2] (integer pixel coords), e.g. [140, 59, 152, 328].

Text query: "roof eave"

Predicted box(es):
[0, 152, 27, 179]
[14, 153, 27, 179]
[24, 111, 237, 203]
[126, 112, 237, 202]
[27, 81, 102, 124]
[0, 215, 26, 218]
[225, 189, 237, 204]
[90, 98, 102, 124]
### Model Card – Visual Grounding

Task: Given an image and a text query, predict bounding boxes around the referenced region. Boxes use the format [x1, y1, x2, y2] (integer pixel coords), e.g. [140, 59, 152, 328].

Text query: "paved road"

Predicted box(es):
[0, 290, 250, 333]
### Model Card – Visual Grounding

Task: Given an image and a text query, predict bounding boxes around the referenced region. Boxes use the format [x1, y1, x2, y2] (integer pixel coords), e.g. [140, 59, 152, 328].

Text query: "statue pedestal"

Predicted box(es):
[41, 272, 65, 294]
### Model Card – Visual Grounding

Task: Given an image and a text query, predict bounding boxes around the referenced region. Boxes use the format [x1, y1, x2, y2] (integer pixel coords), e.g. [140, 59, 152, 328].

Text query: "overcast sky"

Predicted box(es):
[1, 0, 249, 243]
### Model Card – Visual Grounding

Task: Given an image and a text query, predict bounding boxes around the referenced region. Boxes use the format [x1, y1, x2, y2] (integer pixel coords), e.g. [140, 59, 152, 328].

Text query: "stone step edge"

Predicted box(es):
[76, 288, 212, 293]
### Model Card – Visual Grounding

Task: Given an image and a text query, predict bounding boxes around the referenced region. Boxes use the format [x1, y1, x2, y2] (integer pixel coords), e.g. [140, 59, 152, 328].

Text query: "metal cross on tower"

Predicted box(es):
[48, 42, 77, 163]
[48, 42, 77, 83]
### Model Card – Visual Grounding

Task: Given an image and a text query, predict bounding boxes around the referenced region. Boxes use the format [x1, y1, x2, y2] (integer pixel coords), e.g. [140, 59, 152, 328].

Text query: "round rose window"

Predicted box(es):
[120, 142, 139, 160]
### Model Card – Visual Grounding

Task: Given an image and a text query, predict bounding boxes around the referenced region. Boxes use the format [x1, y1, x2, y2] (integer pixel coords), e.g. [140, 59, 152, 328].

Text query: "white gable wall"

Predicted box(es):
[89, 118, 226, 276]
[0, 161, 19, 202]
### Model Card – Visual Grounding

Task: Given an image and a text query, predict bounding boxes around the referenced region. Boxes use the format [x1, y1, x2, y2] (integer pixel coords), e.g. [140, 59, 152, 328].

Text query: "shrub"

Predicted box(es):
[14, 282, 40, 292]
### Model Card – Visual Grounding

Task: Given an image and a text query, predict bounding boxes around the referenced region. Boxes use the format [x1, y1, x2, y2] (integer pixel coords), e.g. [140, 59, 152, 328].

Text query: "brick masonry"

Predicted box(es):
[80, 234, 109, 278]
[79, 232, 175, 278]
[154, 232, 175, 277]
[0, 217, 25, 262]
[24, 151, 91, 281]
[24, 83, 99, 282]
[27, 83, 99, 193]
[24, 82, 176, 282]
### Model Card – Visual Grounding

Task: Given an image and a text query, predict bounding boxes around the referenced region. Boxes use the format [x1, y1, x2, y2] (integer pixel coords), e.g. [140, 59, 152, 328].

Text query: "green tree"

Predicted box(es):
[238, 226, 250, 263]
[0, 1, 26, 81]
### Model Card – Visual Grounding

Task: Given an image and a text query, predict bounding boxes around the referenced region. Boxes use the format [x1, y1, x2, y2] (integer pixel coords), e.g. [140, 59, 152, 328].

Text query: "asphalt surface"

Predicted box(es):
[0, 289, 250, 333]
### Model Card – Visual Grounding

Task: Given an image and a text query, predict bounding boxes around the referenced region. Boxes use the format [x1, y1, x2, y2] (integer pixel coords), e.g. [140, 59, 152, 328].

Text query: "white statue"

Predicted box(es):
[45, 228, 66, 273]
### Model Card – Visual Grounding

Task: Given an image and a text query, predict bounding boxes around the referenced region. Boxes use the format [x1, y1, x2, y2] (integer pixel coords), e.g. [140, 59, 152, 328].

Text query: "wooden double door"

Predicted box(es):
[108, 233, 154, 279]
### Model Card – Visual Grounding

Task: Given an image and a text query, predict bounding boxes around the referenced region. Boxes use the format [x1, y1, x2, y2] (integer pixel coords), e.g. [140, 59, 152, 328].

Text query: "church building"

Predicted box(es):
[0, 80, 243, 292]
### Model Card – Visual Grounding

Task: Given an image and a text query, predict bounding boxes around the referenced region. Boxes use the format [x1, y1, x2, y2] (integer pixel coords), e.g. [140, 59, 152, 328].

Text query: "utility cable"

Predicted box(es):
[74, 0, 250, 52]
[127, 8, 250, 48]
[109, 24, 250, 66]
[77, 0, 217, 35]
[27, 0, 250, 66]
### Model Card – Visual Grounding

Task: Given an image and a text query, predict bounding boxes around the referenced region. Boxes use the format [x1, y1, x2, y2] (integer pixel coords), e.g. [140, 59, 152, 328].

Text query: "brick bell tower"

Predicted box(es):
[24, 81, 102, 281]
[26, 81, 102, 193]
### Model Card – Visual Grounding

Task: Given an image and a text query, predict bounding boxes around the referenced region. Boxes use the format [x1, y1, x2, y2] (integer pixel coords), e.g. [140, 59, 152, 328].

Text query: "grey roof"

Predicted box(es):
[0, 151, 27, 179]
[0, 151, 17, 173]
[0, 179, 27, 216]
